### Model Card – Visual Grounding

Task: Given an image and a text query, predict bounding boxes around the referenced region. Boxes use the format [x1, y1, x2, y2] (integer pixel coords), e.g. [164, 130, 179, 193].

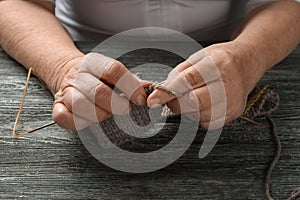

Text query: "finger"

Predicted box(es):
[148, 68, 206, 109]
[147, 88, 175, 108]
[81, 53, 147, 105]
[164, 104, 227, 131]
[166, 83, 226, 120]
[167, 61, 192, 80]
[167, 55, 221, 92]
[167, 98, 226, 123]
[167, 87, 211, 114]
[167, 49, 206, 78]
[80, 53, 115, 79]
[148, 57, 222, 108]
[147, 70, 192, 108]
[174, 61, 192, 72]
[52, 102, 92, 131]
[74, 72, 130, 114]
[56, 87, 111, 123]
[165, 88, 202, 115]
[102, 63, 147, 105]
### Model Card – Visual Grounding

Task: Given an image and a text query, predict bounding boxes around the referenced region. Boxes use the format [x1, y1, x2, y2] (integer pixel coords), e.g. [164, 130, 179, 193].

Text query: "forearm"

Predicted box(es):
[232, 0, 300, 86]
[0, 0, 84, 94]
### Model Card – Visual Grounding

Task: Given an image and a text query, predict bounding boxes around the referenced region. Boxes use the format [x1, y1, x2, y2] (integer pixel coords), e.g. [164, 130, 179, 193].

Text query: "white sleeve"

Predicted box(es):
[246, 0, 277, 13]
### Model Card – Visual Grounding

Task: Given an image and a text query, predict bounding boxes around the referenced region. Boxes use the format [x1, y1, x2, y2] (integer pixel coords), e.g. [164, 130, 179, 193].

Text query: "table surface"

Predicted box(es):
[0, 42, 299, 200]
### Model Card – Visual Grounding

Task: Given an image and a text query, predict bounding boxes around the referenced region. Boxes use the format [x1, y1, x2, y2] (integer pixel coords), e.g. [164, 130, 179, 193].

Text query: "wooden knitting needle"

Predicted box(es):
[240, 116, 266, 127]
[13, 121, 56, 139]
[12, 67, 57, 139]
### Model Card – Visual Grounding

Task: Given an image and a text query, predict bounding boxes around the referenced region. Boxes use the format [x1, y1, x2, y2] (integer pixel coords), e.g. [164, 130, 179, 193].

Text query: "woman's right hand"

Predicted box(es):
[52, 53, 148, 131]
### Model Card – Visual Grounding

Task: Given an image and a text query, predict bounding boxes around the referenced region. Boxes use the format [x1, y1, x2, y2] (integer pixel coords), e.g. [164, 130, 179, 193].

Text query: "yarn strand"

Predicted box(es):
[265, 115, 281, 200]
[288, 189, 300, 200]
[265, 116, 300, 200]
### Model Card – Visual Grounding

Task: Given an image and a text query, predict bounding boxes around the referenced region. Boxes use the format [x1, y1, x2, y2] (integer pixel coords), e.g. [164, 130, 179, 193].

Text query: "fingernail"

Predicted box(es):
[136, 95, 146, 105]
[147, 98, 161, 108]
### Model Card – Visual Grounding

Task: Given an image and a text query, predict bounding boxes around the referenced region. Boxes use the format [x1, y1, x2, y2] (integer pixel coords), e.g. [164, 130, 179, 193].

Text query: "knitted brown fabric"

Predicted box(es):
[89, 85, 280, 147]
[228, 86, 280, 126]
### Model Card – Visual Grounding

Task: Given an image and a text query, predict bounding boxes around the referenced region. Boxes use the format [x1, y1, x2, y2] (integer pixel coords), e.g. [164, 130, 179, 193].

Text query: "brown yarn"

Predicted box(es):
[288, 189, 300, 200]
[265, 115, 281, 200]
[265, 116, 300, 200]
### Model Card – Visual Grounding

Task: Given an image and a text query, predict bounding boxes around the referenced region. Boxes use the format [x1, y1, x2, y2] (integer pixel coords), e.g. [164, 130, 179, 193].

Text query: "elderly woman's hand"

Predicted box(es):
[147, 41, 263, 130]
[52, 53, 148, 130]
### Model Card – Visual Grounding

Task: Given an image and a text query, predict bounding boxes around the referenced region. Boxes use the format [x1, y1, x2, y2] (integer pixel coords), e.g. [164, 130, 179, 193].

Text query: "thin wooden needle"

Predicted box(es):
[12, 68, 34, 139]
[12, 68, 56, 139]
[240, 116, 266, 127]
[14, 121, 56, 139]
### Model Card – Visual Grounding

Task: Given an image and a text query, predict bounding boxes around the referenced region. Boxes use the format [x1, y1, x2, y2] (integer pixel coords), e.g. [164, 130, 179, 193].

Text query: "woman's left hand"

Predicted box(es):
[147, 41, 264, 130]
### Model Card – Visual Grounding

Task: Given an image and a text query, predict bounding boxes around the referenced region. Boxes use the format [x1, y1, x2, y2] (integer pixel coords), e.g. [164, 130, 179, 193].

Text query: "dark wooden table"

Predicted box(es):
[0, 43, 299, 200]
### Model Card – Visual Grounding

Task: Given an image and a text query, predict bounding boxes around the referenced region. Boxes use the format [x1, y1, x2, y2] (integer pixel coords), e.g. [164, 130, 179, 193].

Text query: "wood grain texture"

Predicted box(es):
[0, 43, 299, 200]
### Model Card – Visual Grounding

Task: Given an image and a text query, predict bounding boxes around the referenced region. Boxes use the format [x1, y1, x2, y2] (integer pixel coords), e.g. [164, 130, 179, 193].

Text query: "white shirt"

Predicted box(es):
[49, 0, 277, 41]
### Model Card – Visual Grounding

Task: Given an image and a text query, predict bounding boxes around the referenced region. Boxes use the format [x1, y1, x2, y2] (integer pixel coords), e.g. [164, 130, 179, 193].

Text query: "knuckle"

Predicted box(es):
[184, 70, 200, 87]
[54, 88, 72, 109]
[208, 50, 237, 71]
[84, 53, 100, 65]
[72, 95, 85, 111]
[54, 91, 64, 101]
[221, 50, 235, 62]
[220, 51, 237, 69]
[94, 82, 109, 100]
[105, 60, 124, 80]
